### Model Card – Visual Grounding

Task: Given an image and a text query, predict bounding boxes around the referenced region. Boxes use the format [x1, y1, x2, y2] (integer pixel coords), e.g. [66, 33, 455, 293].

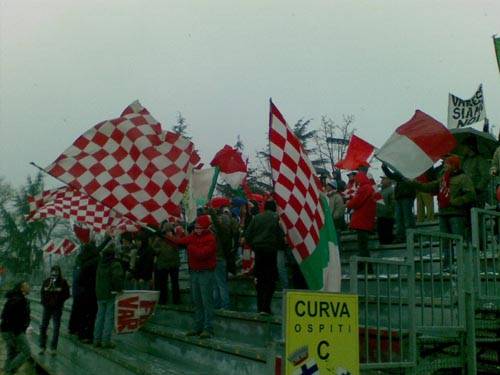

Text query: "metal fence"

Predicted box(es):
[407, 229, 476, 375]
[471, 207, 500, 307]
[349, 256, 416, 371]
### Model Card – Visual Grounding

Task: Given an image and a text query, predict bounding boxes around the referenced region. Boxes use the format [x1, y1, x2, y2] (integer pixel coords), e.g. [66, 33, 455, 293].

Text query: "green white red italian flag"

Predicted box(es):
[269, 100, 341, 292]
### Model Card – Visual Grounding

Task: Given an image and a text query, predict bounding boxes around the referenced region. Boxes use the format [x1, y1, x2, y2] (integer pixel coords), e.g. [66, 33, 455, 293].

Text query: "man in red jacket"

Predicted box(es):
[347, 172, 376, 272]
[171, 215, 217, 339]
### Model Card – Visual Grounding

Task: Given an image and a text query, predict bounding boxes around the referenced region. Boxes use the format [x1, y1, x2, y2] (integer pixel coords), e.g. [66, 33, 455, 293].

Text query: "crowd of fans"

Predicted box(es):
[1, 135, 499, 373]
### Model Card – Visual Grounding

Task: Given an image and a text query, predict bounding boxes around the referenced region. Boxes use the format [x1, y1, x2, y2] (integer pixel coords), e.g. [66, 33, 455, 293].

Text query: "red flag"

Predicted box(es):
[375, 110, 457, 179]
[210, 145, 247, 189]
[335, 135, 375, 170]
[45, 101, 200, 225]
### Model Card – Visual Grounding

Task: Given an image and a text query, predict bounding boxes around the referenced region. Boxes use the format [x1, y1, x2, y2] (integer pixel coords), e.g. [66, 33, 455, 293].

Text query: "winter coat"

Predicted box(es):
[0, 290, 30, 335]
[382, 164, 416, 200]
[152, 237, 180, 270]
[328, 192, 346, 222]
[76, 243, 100, 298]
[210, 213, 236, 259]
[134, 241, 155, 281]
[377, 185, 395, 219]
[415, 170, 476, 216]
[244, 210, 285, 251]
[95, 253, 124, 300]
[462, 154, 490, 203]
[347, 173, 377, 231]
[41, 276, 70, 309]
[174, 230, 217, 271]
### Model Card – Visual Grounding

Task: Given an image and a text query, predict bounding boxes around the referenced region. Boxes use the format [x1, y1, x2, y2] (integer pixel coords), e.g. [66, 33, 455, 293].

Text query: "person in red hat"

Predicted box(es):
[169, 215, 217, 338]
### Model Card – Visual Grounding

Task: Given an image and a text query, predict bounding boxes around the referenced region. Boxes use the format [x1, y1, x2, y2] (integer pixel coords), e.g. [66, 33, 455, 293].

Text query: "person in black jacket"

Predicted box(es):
[1, 281, 31, 375]
[39, 265, 70, 355]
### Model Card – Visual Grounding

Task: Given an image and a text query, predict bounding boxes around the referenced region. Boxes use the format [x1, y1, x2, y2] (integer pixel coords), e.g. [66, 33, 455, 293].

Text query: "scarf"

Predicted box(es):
[437, 171, 452, 208]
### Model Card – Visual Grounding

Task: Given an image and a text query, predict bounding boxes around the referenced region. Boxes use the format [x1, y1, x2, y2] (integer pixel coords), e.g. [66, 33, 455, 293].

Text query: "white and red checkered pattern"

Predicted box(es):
[45, 101, 200, 225]
[28, 187, 139, 234]
[42, 240, 57, 254]
[59, 238, 77, 255]
[269, 101, 324, 263]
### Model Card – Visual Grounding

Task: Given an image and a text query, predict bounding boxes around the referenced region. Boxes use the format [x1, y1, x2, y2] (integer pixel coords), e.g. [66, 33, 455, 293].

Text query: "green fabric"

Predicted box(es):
[299, 195, 338, 290]
[153, 238, 180, 269]
[494, 36, 500, 72]
[377, 186, 395, 218]
[95, 258, 124, 300]
[207, 167, 220, 201]
[415, 172, 476, 216]
[462, 155, 491, 192]
[244, 210, 284, 250]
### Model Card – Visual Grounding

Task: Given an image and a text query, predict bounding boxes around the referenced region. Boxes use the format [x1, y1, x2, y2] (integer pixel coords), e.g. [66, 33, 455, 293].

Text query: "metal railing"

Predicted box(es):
[407, 229, 476, 375]
[471, 207, 500, 307]
[350, 256, 416, 371]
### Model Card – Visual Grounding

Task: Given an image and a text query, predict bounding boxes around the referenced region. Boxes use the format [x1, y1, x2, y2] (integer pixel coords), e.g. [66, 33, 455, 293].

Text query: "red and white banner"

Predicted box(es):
[28, 187, 139, 234]
[42, 240, 57, 254]
[375, 110, 457, 179]
[335, 135, 375, 170]
[42, 239, 77, 255]
[115, 290, 160, 334]
[46, 101, 200, 225]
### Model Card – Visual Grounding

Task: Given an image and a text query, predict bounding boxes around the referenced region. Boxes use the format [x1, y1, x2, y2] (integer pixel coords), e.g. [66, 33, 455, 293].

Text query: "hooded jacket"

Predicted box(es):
[347, 173, 377, 231]
[41, 276, 70, 309]
[1, 289, 30, 335]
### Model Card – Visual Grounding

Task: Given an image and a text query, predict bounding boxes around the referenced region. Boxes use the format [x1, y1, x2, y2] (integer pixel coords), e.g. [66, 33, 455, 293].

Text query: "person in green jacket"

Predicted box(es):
[244, 200, 285, 315]
[413, 155, 476, 270]
[461, 137, 490, 208]
[152, 222, 180, 305]
[93, 244, 124, 348]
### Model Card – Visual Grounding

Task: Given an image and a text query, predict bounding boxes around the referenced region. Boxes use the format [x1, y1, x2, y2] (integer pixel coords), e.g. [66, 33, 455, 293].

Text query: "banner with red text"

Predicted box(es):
[115, 290, 160, 334]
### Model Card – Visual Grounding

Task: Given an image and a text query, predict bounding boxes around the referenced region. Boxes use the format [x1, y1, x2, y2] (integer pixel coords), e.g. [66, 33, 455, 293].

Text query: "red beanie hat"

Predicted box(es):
[195, 215, 211, 229]
[73, 225, 91, 244]
[445, 155, 461, 170]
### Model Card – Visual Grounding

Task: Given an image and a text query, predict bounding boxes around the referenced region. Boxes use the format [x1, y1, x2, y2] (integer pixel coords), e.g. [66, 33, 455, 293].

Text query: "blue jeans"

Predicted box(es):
[276, 250, 289, 289]
[39, 306, 63, 350]
[439, 215, 466, 268]
[395, 198, 415, 240]
[93, 298, 115, 344]
[190, 270, 215, 333]
[2, 332, 31, 374]
[213, 259, 230, 309]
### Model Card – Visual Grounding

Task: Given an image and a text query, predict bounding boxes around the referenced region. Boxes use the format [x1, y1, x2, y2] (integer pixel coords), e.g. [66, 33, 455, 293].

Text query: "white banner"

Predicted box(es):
[114, 290, 160, 334]
[447, 84, 486, 128]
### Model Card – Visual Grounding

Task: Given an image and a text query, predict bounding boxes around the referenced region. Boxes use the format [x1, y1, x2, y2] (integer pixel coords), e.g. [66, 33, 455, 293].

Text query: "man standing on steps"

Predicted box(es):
[93, 245, 124, 349]
[39, 265, 70, 356]
[169, 215, 217, 339]
[244, 200, 285, 315]
[0, 281, 31, 375]
[376, 176, 395, 245]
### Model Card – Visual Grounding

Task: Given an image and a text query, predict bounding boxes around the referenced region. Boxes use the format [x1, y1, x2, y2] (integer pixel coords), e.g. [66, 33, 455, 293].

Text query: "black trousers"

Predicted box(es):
[76, 293, 97, 341]
[254, 248, 278, 314]
[154, 267, 180, 305]
[377, 217, 394, 245]
[40, 306, 63, 350]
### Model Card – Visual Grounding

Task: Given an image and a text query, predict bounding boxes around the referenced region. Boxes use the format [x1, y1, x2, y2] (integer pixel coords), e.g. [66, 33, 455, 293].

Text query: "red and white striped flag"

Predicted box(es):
[269, 101, 340, 292]
[28, 187, 139, 234]
[45, 101, 200, 225]
[335, 135, 375, 171]
[375, 110, 457, 179]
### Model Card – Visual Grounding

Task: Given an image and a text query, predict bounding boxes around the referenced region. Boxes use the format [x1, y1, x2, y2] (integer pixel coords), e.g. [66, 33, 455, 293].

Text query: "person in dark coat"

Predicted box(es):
[39, 265, 70, 355]
[93, 245, 124, 348]
[244, 200, 285, 315]
[1, 281, 31, 375]
[152, 222, 180, 305]
[134, 232, 155, 290]
[71, 240, 102, 343]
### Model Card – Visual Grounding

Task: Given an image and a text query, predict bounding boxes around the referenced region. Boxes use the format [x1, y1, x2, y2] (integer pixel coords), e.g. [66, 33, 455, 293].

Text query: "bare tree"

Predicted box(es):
[314, 115, 355, 178]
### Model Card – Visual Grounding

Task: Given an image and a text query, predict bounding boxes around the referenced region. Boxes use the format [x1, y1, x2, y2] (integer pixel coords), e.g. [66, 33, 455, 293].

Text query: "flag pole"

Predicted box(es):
[29, 162, 158, 234]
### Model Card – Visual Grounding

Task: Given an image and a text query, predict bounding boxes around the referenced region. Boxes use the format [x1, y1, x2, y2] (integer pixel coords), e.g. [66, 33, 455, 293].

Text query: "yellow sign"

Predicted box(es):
[284, 291, 359, 375]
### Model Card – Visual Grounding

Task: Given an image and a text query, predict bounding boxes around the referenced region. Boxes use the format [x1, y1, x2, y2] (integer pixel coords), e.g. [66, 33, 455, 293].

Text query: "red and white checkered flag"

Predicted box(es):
[269, 101, 324, 262]
[45, 101, 200, 225]
[59, 239, 77, 255]
[42, 240, 57, 254]
[28, 187, 139, 234]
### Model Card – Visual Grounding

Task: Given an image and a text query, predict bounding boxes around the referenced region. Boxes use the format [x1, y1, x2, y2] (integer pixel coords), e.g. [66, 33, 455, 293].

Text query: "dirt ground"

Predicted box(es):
[0, 334, 41, 375]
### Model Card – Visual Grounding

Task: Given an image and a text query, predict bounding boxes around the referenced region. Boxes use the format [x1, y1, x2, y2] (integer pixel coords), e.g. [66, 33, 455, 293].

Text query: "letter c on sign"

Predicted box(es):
[317, 340, 330, 360]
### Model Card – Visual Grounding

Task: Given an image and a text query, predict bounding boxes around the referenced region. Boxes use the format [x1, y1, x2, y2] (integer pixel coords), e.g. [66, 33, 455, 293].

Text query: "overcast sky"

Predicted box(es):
[1, 0, 499, 188]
